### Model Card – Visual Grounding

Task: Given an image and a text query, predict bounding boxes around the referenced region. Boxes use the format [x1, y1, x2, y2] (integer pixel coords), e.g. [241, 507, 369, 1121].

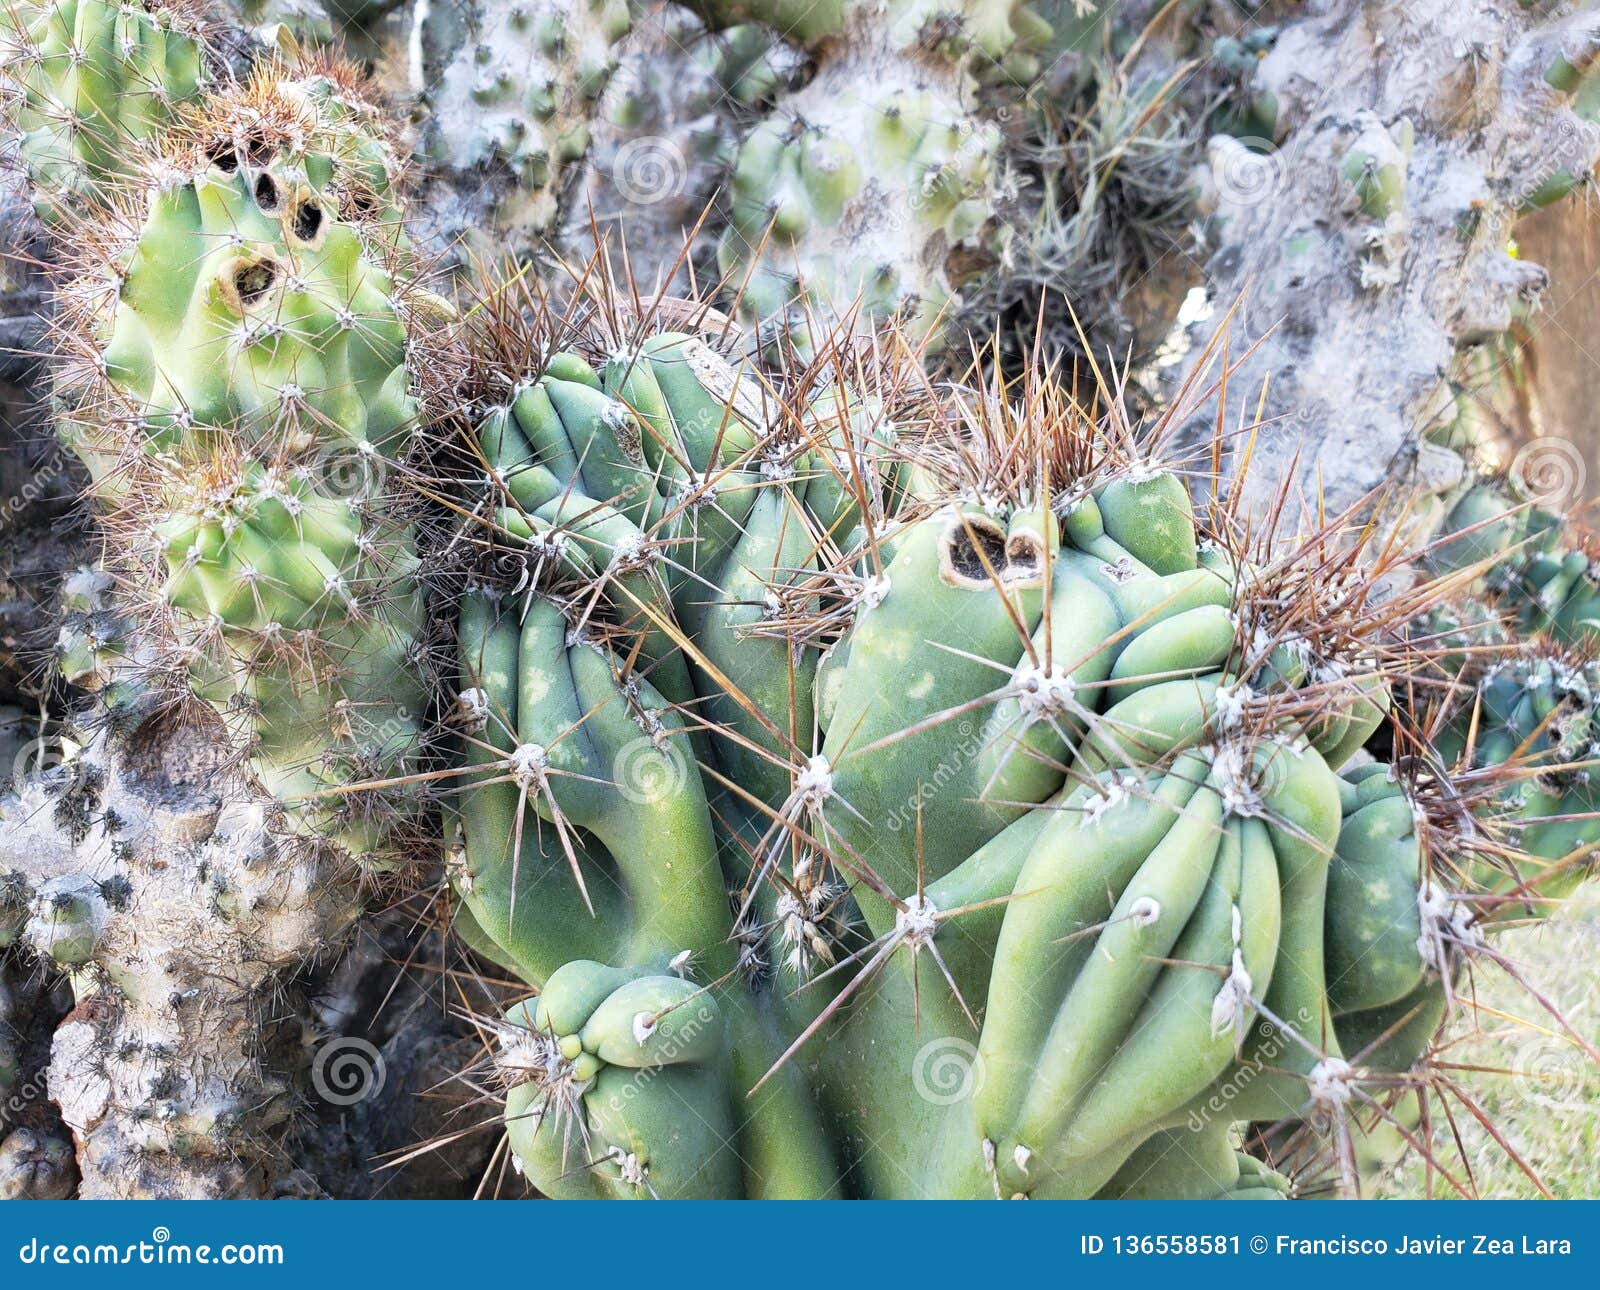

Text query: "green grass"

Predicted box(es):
[1374, 898, 1600, 1199]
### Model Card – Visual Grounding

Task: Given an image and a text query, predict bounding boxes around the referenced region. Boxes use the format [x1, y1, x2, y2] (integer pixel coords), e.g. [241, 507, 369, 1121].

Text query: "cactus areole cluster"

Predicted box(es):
[0, 0, 1596, 1201]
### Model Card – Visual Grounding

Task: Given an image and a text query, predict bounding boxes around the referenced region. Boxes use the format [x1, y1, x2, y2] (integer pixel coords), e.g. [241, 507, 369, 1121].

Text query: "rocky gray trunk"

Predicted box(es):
[1175, 0, 1600, 525]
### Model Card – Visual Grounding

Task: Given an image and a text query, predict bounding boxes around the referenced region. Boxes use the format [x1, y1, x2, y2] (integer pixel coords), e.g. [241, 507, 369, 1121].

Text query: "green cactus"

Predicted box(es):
[1401, 470, 1600, 927]
[412, 0, 1095, 343]
[497, 969, 749, 1199]
[1326, 765, 1435, 1018]
[439, 303, 1472, 1198]
[1238, 762, 1475, 1197]
[1210, 29, 1280, 143]
[1099, 1122, 1291, 1200]
[1423, 472, 1600, 644]
[181, 59, 410, 239]
[688, 1, 1099, 349]
[689, 3, 1119, 349]
[1496, 523, 1600, 646]
[1339, 119, 1411, 223]
[1427, 482, 1529, 578]
[58, 72, 416, 485]
[970, 739, 1333, 1196]
[1434, 471, 1600, 650]
[47, 69, 435, 860]
[1, 0, 1592, 1211]
[1434, 647, 1600, 913]
[717, 73, 1005, 352]
[0, 0, 208, 223]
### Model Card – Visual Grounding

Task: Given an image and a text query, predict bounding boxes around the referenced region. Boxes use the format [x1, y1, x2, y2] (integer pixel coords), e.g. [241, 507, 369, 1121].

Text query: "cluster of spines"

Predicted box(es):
[0, 0, 211, 223]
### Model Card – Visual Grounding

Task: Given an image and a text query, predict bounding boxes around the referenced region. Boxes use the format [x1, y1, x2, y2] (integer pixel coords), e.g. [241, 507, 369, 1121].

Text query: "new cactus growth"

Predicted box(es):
[1430, 474, 1600, 648]
[1487, 510, 1600, 648]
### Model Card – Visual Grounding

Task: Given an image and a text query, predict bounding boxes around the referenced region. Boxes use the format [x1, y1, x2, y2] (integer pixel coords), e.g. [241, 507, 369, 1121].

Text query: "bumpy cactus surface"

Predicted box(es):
[2, 0, 1598, 1204]
[0, 0, 209, 223]
[706, 0, 1048, 351]
[45, 57, 436, 856]
[413, 0, 632, 250]
[716, 50, 1004, 352]
[411, 0, 1099, 349]
[0, 38, 448, 1195]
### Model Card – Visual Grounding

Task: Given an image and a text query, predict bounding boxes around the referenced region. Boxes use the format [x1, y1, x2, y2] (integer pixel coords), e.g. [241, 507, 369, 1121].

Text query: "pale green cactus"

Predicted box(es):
[414, 0, 633, 249]
[46, 62, 436, 860]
